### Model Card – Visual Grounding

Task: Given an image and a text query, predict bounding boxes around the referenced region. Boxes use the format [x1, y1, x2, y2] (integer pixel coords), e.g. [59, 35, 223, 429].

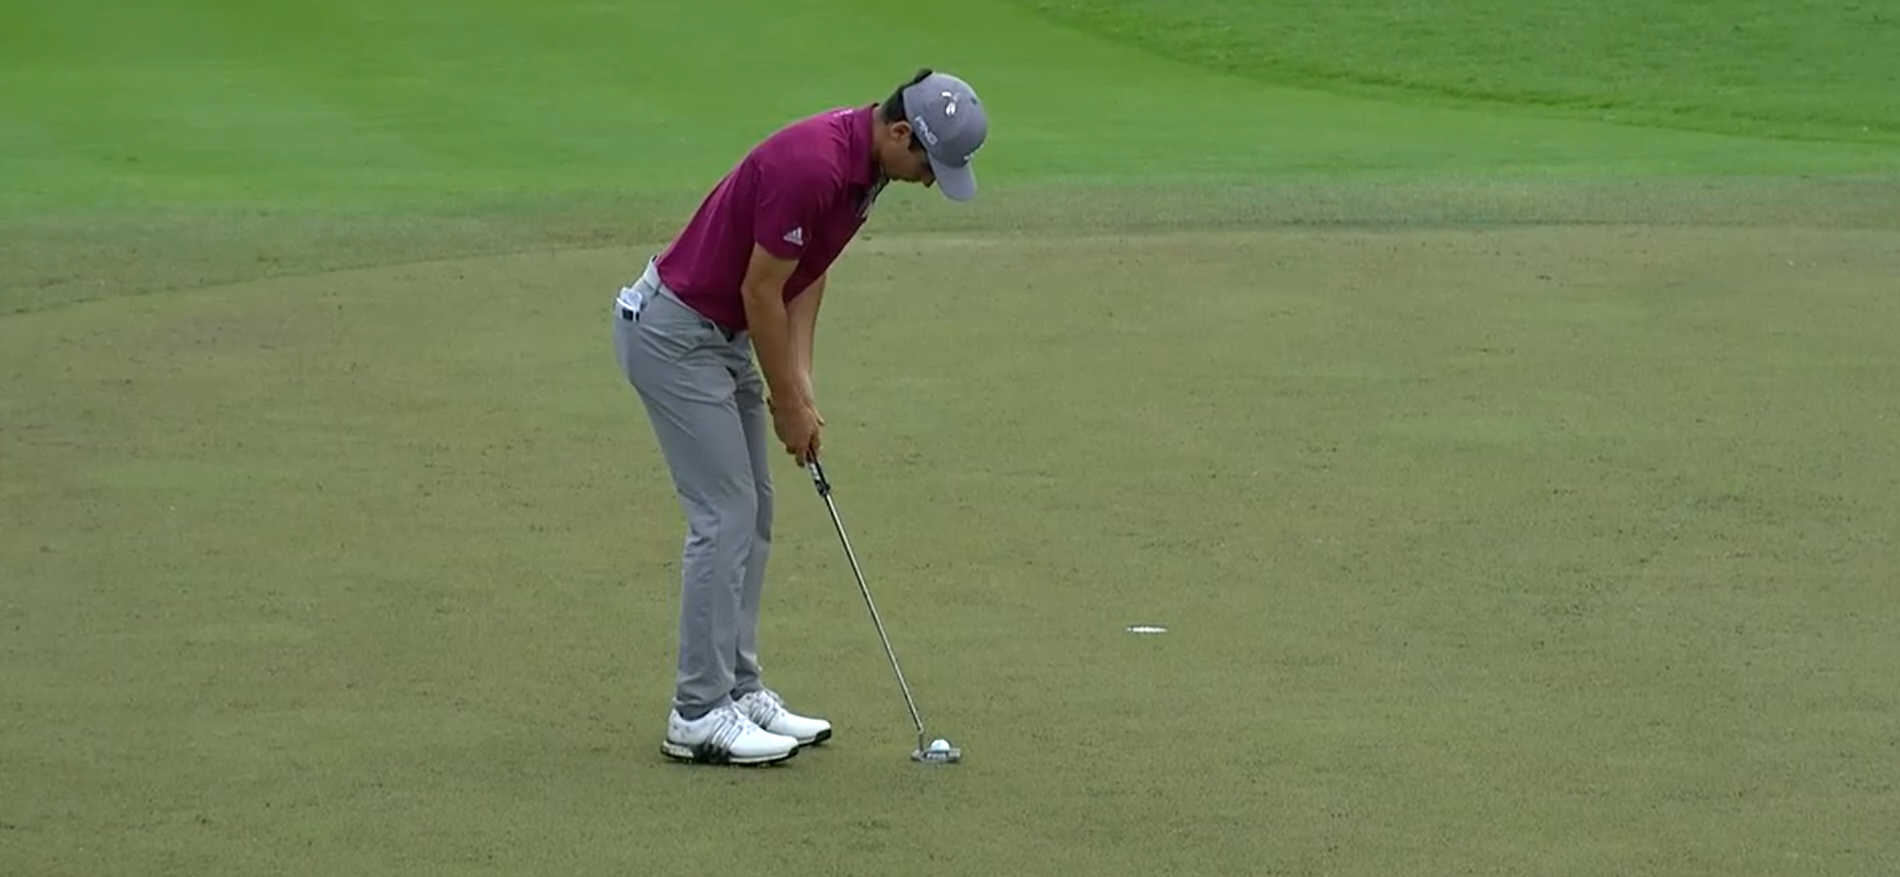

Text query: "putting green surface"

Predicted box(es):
[4, 0, 1899, 875]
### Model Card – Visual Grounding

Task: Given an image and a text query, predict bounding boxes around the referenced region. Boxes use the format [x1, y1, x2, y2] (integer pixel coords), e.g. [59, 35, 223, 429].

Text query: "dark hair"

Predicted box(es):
[878, 68, 934, 124]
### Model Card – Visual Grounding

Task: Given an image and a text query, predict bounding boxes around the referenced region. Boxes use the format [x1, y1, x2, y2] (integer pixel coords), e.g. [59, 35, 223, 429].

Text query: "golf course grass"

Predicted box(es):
[1022, 0, 1900, 143]
[3, 0, 1898, 875]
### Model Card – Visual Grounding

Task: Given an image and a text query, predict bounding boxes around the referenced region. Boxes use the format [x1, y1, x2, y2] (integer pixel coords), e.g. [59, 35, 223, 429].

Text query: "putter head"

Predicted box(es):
[911, 739, 962, 765]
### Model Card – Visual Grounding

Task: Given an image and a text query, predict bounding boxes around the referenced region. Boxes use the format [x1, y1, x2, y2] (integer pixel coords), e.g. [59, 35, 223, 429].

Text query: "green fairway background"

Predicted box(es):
[1024, 0, 1900, 143]
[4, 0, 1899, 875]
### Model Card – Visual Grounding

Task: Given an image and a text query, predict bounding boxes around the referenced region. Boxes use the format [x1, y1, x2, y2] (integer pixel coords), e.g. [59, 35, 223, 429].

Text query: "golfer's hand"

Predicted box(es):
[802, 377, 823, 426]
[770, 398, 823, 464]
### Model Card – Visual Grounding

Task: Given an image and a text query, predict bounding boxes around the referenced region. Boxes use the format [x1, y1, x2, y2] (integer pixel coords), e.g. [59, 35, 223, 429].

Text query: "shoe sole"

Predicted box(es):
[753, 716, 832, 747]
[798, 728, 833, 747]
[660, 740, 800, 766]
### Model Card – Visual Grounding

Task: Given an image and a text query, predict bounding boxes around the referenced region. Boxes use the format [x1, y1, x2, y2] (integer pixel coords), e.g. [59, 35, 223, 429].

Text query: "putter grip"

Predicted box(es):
[808, 459, 831, 496]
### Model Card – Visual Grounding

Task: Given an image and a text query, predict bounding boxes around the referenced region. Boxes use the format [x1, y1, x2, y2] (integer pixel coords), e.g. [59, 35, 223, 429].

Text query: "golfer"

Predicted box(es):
[611, 69, 988, 765]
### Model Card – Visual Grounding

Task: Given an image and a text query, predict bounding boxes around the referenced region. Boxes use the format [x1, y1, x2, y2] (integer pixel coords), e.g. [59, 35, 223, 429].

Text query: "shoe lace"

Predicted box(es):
[707, 705, 765, 751]
[742, 690, 786, 726]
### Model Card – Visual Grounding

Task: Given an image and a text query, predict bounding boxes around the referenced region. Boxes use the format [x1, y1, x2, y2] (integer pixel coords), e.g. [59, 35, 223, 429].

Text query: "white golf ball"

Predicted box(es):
[929, 738, 951, 752]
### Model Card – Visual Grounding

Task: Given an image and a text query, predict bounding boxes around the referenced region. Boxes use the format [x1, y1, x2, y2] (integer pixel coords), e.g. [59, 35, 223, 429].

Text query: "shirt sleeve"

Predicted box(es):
[752, 151, 835, 261]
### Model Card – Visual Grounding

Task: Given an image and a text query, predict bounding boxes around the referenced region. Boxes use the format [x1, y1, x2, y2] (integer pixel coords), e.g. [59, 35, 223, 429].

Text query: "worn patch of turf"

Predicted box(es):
[6, 219, 1899, 876]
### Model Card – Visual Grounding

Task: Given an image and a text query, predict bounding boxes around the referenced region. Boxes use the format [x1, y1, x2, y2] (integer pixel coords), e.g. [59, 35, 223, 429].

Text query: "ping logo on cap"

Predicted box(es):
[900, 69, 987, 201]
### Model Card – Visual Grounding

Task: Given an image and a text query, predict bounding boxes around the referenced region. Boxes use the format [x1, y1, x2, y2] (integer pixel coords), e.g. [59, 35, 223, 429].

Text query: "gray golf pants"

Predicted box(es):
[611, 259, 772, 721]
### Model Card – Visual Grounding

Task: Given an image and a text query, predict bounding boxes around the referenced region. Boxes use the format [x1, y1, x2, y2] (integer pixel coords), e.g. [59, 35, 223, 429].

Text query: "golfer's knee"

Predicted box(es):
[687, 490, 758, 553]
[753, 487, 774, 539]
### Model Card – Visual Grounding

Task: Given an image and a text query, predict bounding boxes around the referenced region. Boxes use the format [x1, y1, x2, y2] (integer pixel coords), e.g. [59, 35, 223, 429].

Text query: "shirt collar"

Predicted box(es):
[846, 104, 879, 188]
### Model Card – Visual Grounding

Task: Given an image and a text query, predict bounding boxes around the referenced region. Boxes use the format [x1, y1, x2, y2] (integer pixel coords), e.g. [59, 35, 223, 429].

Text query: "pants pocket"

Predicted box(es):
[626, 295, 719, 367]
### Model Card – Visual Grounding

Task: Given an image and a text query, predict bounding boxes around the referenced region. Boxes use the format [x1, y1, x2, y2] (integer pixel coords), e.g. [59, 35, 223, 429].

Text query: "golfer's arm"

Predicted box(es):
[740, 244, 809, 408]
[788, 273, 825, 393]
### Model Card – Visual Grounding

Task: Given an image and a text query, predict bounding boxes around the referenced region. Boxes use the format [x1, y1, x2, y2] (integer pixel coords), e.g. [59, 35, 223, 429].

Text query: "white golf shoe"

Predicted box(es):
[735, 689, 833, 746]
[661, 703, 799, 766]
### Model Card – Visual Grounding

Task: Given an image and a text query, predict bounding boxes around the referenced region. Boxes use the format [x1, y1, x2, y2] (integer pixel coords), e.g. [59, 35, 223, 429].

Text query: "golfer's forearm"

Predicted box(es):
[741, 284, 807, 407]
[787, 313, 813, 379]
[792, 337, 814, 395]
[788, 277, 824, 389]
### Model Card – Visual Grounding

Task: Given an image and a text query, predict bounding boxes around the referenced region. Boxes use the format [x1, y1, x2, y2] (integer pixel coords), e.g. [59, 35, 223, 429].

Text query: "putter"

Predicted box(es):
[806, 457, 961, 765]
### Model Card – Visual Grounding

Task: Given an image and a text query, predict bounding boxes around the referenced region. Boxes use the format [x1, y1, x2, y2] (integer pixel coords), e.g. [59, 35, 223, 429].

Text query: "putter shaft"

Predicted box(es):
[808, 459, 929, 750]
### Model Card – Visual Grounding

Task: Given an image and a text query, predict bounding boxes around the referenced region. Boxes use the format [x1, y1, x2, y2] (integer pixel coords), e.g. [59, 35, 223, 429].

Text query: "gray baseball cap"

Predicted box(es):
[901, 72, 988, 202]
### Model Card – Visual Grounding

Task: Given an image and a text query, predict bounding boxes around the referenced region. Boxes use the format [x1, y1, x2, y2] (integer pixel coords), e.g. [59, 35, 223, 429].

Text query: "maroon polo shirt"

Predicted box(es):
[654, 105, 883, 332]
